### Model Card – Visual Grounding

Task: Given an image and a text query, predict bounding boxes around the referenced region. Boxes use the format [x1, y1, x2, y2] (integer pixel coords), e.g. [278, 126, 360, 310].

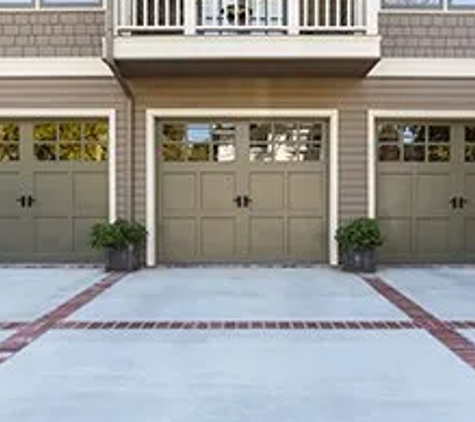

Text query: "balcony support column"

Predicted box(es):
[287, 0, 300, 35]
[366, 0, 380, 36]
[184, 0, 197, 35]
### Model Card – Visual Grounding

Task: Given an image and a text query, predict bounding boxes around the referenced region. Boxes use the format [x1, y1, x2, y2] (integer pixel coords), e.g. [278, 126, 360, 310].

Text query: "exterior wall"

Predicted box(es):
[0, 11, 105, 57]
[128, 78, 475, 225]
[380, 13, 475, 58]
[0, 78, 128, 217]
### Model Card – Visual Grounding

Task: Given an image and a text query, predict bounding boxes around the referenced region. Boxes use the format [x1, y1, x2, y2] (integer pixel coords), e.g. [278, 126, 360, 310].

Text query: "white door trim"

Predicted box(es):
[146, 108, 339, 266]
[367, 109, 475, 219]
[0, 108, 117, 222]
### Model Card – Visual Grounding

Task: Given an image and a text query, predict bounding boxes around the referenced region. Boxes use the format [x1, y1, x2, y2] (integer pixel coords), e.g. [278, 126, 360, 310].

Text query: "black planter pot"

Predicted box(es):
[104, 245, 141, 272]
[341, 249, 377, 273]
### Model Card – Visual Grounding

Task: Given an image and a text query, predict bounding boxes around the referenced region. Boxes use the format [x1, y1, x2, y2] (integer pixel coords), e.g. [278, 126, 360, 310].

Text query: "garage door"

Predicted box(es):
[0, 119, 108, 262]
[157, 120, 327, 263]
[377, 121, 475, 263]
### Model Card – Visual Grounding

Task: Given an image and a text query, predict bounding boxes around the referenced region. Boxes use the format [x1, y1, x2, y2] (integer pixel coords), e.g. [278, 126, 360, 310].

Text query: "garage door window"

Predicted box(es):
[0, 122, 20, 162]
[161, 122, 236, 163]
[249, 122, 323, 163]
[33, 120, 108, 162]
[378, 123, 450, 163]
[465, 126, 475, 162]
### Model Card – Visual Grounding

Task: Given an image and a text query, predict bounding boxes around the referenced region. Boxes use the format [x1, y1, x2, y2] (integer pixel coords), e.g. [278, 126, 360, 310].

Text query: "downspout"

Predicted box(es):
[103, 0, 135, 221]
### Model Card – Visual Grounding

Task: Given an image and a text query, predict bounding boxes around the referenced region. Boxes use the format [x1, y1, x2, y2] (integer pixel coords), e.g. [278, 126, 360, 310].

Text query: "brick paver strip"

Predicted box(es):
[20, 319, 420, 330]
[0, 272, 125, 365]
[361, 275, 475, 371]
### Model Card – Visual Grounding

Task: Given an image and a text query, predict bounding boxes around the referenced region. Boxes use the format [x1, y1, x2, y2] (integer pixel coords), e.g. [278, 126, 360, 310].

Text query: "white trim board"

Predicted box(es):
[367, 109, 475, 219]
[146, 108, 339, 266]
[0, 108, 117, 223]
[368, 59, 475, 78]
[0, 58, 113, 78]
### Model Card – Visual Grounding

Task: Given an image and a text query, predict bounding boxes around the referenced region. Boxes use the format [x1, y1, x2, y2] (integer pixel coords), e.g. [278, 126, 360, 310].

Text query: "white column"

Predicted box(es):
[366, 0, 380, 35]
[184, 0, 197, 34]
[287, 0, 300, 35]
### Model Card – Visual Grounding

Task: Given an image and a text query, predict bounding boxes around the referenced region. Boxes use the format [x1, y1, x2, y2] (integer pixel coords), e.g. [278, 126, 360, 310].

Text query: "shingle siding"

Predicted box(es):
[380, 13, 475, 58]
[0, 11, 105, 57]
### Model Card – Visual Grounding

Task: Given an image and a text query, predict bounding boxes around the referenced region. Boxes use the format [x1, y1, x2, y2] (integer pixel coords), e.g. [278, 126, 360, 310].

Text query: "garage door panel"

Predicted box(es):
[415, 174, 451, 216]
[378, 174, 411, 218]
[288, 217, 324, 260]
[73, 173, 107, 217]
[249, 217, 285, 259]
[0, 173, 21, 216]
[161, 218, 197, 261]
[288, 172, 324, 213]
[162, 173, 196, 211]
[462, 173, 475, 213]
[200, 218, 237, 259]
[379, 218, 412, 256]
[201, 172, 236, 211]
[249, 173, 284, 210]
[415, 219, 450, 255]
[0, 218, 23, 254]
[73, 218, 100, 256]
[33, 172, 71, 216]
[34, 218, 72, 255]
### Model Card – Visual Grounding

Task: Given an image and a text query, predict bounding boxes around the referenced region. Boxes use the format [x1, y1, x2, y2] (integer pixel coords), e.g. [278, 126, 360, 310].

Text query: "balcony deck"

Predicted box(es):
[113, 0, 380, 77]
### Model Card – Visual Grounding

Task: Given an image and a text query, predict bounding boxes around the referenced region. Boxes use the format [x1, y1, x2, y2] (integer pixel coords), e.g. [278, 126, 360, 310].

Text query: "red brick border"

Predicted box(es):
[51, 320, 420, 330]
[0, 272, 125, 365]
[0, 322, 28, 330]
[360, 275, 475, 370]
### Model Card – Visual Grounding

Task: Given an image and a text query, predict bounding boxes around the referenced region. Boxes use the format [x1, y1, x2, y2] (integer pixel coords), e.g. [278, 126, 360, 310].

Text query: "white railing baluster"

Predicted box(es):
[184, 0, 196, 33]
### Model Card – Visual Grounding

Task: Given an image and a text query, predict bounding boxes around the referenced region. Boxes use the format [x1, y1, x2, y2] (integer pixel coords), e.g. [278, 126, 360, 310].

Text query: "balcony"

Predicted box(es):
[112, 0, 381, 77]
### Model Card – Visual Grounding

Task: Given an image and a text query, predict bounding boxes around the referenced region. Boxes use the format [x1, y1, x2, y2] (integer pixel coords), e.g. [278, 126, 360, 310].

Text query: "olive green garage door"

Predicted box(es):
[0, 120, 108, 262]
[377, 121, 475, 263]
[157, 120, 327, 264]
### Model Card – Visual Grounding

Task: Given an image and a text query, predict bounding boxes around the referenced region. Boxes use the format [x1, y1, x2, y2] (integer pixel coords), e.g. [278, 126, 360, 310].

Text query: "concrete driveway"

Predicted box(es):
[0, 266, 474, 421]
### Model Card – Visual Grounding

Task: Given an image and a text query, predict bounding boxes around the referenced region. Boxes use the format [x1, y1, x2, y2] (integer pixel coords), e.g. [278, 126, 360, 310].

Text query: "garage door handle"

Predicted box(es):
[27, 195, 35, 208]
[450, 196, 458, 209]
[16, 196, 26, 208]
[459, 197, 468, 209]
[242, 195, 252, 208]
[233, 196, 243, 208]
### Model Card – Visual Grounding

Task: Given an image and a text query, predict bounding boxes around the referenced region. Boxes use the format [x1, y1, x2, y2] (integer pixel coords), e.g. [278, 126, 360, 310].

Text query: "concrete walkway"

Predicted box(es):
[0, 266, 474, 421]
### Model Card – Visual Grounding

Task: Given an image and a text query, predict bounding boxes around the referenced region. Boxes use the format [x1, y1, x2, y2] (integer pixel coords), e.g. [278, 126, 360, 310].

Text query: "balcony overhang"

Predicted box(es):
[113, 35, 381, 77]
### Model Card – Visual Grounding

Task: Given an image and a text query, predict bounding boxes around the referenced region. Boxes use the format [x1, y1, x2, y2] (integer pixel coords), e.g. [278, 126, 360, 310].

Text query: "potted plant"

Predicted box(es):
[335, 217, 384, 273]
[90, 218, 147, 272]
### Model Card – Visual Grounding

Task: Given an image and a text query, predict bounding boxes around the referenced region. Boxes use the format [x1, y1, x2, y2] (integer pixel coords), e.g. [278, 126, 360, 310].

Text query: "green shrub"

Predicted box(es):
[335, 218, 383, 252]
[90, 219, 147, 250]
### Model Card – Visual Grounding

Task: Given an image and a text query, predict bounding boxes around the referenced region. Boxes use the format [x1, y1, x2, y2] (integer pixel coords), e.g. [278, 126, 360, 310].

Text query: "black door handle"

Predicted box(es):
[459, 196, 468, 209]
[233, 196, 242, 208]
[26, 195, 35, 207]
[242, 195, 252, 208]
[16, 195, 26, 208]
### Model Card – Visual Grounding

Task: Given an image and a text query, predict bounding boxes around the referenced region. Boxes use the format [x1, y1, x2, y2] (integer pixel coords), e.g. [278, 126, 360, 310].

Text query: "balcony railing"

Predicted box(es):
[116, 0, 378, 35]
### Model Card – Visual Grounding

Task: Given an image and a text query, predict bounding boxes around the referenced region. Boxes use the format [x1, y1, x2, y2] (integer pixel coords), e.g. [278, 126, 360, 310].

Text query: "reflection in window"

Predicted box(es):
[378, 123, 450, 163]
[250, 121, 324, 162]
[465, 125, 475, 162]
[0, 122, 20, 162]
[34, 120, 108, 162]
[161, 122, 236, 162]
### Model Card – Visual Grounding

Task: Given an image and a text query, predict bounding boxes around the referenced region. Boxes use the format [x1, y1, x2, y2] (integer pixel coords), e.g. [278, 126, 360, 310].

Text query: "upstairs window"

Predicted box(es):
[383, 0, 475, 8]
